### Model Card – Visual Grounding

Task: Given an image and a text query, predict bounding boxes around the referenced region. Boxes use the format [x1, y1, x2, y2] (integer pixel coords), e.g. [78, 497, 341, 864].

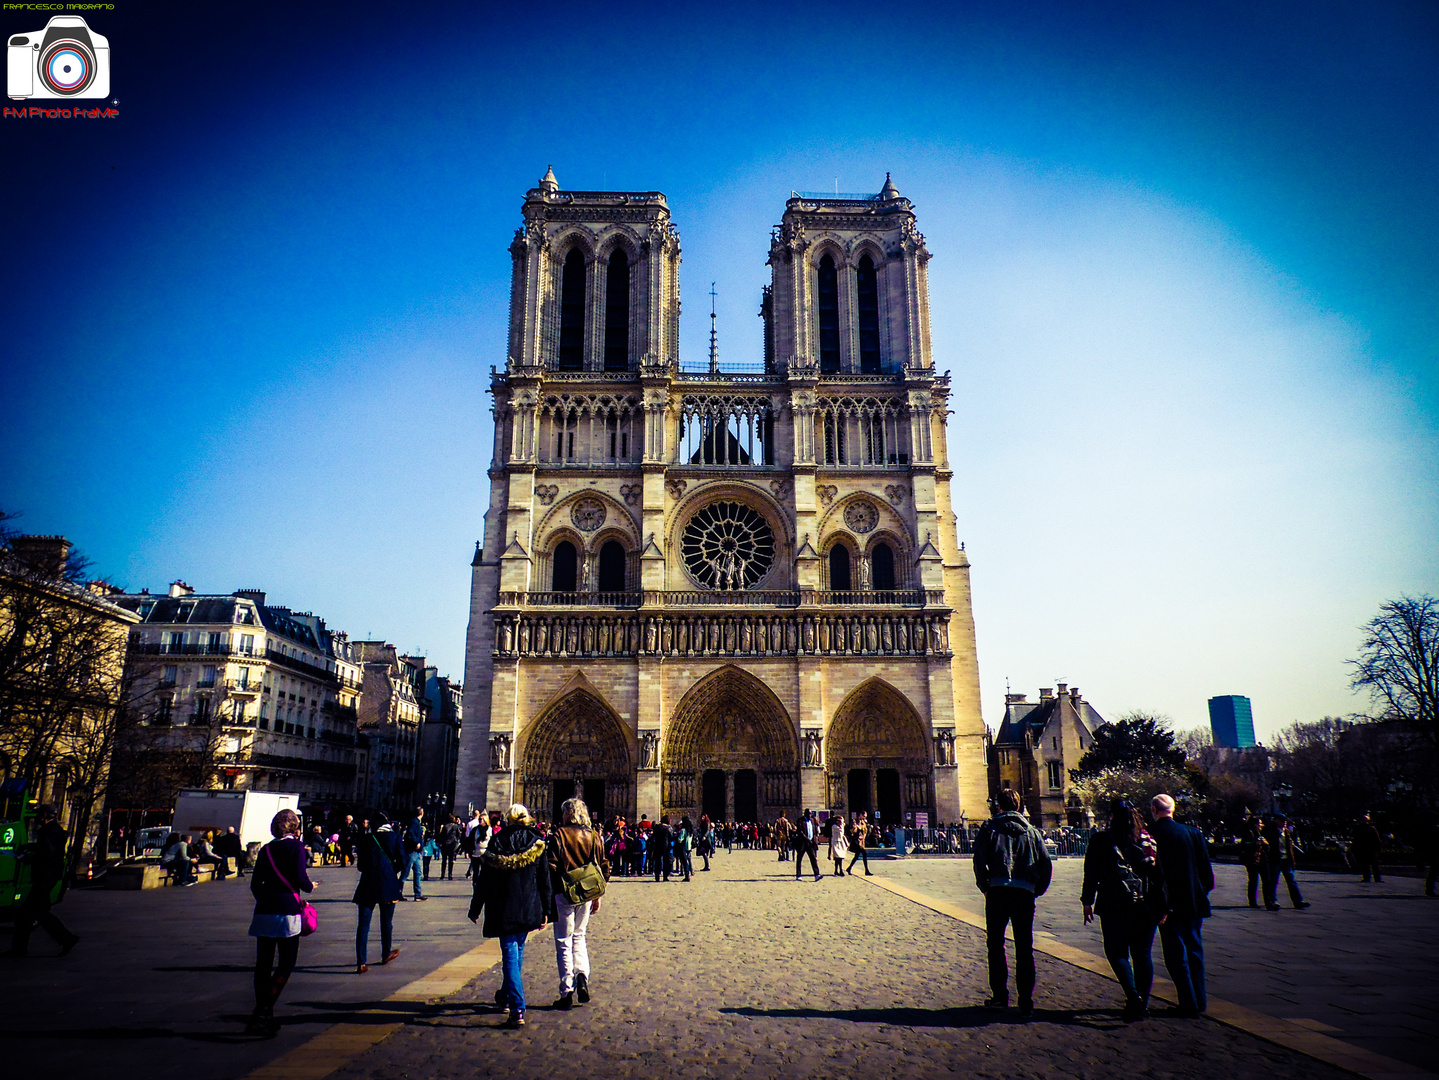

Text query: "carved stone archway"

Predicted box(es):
[662, 666, 799, 822]
[517, 690, 633, 825]
[825, 679, 932, 825]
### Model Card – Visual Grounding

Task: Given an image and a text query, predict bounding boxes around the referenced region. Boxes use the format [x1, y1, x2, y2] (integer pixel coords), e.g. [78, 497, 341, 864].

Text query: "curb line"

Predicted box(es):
[860, 874, 1436, 1080]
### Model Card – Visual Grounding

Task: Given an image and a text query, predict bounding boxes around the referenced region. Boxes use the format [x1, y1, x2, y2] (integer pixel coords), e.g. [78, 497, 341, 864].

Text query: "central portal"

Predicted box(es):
[662, 666, 800, 823]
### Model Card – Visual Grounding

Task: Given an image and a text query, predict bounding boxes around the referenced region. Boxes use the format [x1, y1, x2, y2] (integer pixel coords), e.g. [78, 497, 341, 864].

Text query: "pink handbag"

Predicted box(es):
[266, 844, 319, 936]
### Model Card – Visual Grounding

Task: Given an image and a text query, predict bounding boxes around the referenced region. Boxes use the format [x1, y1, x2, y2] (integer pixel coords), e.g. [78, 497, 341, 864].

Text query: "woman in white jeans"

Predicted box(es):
[545, 798, 611, 1010]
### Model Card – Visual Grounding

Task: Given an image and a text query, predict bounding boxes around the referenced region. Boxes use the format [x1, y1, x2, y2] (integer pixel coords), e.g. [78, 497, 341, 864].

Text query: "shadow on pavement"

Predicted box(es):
[721, 1004, 1122, 1029]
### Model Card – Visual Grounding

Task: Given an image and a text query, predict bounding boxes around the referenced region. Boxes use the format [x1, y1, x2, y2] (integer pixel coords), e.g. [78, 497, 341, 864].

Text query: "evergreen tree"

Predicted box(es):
[1071, 712, 1188, 782]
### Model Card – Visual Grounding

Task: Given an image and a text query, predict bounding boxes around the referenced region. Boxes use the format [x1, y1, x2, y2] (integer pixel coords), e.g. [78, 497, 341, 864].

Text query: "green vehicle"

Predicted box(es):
[0, 778, 66, 914]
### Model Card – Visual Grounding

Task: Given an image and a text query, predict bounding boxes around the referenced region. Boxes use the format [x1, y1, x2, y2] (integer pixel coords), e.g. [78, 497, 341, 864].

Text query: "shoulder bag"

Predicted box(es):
[266, 842, 319, 936]
[561, 832, 607, 906]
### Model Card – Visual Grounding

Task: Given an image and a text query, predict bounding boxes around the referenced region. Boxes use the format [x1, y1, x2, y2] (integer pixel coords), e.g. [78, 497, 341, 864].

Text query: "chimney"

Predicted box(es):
[169, 580, 194, 597]
[235, 589, 266, 605]
[1005, 693, 1028, 704]
[9, 535, 71, 578]
[1039, 687, 1053, 702]
[1069, 686, 1081, 701]
[1056, 682, 1068, 697]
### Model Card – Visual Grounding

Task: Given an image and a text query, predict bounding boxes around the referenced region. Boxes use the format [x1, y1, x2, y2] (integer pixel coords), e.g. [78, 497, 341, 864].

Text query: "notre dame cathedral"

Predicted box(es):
[456, 167, 986, 829]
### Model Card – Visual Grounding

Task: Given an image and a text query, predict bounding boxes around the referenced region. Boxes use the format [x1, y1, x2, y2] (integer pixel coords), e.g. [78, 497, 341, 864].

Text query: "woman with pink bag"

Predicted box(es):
[246, 808, 318, 1035]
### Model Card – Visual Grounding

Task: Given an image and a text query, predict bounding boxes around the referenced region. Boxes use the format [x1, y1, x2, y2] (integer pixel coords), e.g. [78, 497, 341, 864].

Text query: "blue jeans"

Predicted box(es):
[404, 852, 424, 897]
[355, 902, 394, 965]
[1159, 916, 1207, 1012]
[1100, 914, 1156, 1005]
[500, 932, 529, 1012]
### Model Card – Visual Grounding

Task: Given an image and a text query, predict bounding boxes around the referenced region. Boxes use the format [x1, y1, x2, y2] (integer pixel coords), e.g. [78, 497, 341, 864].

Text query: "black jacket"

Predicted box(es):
[468, 824, 551, 937]
[1150, 816, 1213, 920]
[352, 828, 404, 906]
[26, 819, 68, 889]
[973, 812, 1052, 896]
[1081, 831, 1168, 922]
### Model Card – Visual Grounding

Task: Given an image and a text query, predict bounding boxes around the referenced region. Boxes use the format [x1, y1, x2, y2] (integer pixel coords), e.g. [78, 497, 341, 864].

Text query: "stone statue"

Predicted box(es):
[802, 729, 823, 767]
[640, 730, 659, 770]
[489, 734, 511, 772]
[859, 555, 871, 591]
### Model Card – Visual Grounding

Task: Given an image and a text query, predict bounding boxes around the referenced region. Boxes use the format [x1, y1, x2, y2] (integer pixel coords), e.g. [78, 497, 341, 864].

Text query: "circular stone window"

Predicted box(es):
[681, 501, 776, 590]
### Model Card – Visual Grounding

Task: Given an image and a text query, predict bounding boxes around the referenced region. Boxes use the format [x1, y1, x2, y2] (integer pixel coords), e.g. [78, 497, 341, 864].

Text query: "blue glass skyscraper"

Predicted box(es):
[1208, 695, 1257, 748]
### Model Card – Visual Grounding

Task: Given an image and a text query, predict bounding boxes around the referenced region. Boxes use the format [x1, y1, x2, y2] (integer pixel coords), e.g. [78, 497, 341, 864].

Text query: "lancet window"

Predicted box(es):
[538, 394, 640, 465]
[558, 248, 586, 370]
[857, 253, 882, 373]
[679, 394, 775, 467]
[815, 397, 908, 467]
[604, 250, 630, 371]
[818, 254, 841, 373]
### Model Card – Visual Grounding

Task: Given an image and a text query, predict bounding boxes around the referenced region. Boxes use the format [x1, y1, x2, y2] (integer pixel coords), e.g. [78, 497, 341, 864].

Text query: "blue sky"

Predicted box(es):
[2, 1, 1435, 739]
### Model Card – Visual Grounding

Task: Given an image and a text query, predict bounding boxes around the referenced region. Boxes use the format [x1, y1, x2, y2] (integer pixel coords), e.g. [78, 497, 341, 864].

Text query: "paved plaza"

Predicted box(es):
[1, 850, 1433, 1080]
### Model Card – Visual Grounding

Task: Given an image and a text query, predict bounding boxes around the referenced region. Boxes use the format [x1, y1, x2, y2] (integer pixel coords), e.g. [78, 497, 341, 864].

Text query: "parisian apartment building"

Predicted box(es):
[988, 683, 1104, 828]
[112, 583, 365, 809]
[353, 642, 425, 813]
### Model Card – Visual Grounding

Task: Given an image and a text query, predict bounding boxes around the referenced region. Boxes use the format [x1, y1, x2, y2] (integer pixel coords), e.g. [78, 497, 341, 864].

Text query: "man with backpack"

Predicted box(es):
[972, 789, 1052, 1018]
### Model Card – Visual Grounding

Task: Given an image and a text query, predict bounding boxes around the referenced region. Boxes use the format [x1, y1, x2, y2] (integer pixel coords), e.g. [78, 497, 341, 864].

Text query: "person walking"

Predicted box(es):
[439, 815, 463, 881]
[546, 798, 610, 1010]
[1240, 812, 1266, 908]
[469, 803, 550, 1028]
[774, 813, 792, 862]
[403, 807, 428, 900]
[828, 813, 850, 876]
[1149, 793, 1215, 1017]
[794, 809, 822, 881]
[4, 804, 80, 958]
[696, 814, 713, 872]
[1081, 799, 1168, 1022]
[1270, 815, 1309, 909]
[972, 789, 1052, 1018]
[1352, 813, 1383, 883]
[337, 815, 358, 866]
[465, 810, 490, 880]
[1256, 816, 1282, 910]
[353, 820, 403, 974]
[675, 816, 695, 882]
[650, 816, 674, 882]
[847, 812, 873, 876]
[246, 809, 316, 1035]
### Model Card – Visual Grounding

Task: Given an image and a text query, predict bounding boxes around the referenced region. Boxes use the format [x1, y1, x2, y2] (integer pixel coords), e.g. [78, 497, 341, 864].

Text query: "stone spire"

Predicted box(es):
[539, 164, 559, 193]
[879, 172, 899, 199]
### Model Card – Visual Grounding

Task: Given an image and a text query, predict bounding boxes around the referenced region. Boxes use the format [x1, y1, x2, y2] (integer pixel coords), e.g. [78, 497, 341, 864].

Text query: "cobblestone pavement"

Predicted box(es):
[329, 851, 1356, 1080]
[877, 856, 1439, 1072]
[0, 864, 482, 1080]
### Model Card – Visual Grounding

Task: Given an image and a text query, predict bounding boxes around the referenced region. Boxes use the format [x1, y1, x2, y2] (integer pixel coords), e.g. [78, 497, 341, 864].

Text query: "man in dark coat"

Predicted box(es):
[5, 804, 79, 957]
[972, 789, 1052, 1017]
[469, 804, 551, 1027]
[352, 821, 404, 973]
[215, 827, 244, 876]
[649, 816, 674, 882]
[1149, 793, 1214, 1016]
[794, 809, 822, 881]
[1352, 813, 1383, 883]
[404, 808, 428, 900]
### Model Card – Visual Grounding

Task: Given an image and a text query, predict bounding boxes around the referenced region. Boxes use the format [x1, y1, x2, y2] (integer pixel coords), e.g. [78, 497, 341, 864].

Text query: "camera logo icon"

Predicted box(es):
[8, 16, 110, 100]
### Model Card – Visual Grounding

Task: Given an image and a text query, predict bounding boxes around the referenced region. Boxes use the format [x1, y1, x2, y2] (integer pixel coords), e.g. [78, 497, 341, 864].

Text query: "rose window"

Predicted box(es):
[681, 501, 775, 590]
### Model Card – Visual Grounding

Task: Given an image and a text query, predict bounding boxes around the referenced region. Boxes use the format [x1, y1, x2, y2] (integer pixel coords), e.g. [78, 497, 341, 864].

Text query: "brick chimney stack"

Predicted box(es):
[9, 535, 71, 578]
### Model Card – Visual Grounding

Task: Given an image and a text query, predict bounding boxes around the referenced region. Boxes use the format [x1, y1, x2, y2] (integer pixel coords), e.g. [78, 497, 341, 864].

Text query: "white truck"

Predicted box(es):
[171, 790, 300, 849]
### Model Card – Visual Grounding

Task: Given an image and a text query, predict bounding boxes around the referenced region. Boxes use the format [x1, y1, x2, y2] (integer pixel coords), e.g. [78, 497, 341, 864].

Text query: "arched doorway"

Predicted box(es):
[518, 689, 633, 825]
[663, 666, 799, 823]
[825, 679, 932, 826]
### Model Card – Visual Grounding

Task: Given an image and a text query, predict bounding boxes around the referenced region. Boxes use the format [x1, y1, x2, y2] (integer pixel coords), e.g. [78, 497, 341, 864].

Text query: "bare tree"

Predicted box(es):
[1349, 595, 1439, 773]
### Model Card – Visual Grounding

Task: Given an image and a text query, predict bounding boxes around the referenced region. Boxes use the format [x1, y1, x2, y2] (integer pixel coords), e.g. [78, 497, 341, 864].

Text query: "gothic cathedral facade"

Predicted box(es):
[457, 168, 987, 829]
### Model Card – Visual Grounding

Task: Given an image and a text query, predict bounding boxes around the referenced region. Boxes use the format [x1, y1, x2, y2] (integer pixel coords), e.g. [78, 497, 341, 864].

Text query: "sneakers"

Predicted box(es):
[576, 972, 590, 1004]
[505, 1009, 525, 1028]
[413, 895, 428, 902]
[1294, 901, 1311, 910]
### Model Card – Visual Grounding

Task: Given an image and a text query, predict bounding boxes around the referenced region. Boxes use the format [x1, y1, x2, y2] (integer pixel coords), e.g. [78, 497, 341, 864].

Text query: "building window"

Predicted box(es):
[1047, 761, 1062, 790]
[817, 254, 840, 372]
[828, 546, 852, 592]
[207, 632, 222, 652]
[195, 697, 211, 724]
[552, 542, 578, 593]
[239, 633, 254, 655]
[999, 748, 1011, 766]
[166, 632, 184, 653]
[856, 253, 881, 373]
[604, 249, 630, 371]
[597, 541, 626, 593]
[871, 543, 896, 591]
[178, 603, 194, 623]
[558, 248, 586, 370]
[199, 666, 216, 687]
[157, 695, 173, 723]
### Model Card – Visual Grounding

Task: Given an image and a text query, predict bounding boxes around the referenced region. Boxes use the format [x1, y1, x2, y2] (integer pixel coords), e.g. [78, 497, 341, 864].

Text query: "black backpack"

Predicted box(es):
[1111, 844, 1148, 905]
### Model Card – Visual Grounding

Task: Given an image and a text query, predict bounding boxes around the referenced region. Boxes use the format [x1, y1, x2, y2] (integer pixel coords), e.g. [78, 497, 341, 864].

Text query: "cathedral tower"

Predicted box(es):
[458, 171, 987, 828]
